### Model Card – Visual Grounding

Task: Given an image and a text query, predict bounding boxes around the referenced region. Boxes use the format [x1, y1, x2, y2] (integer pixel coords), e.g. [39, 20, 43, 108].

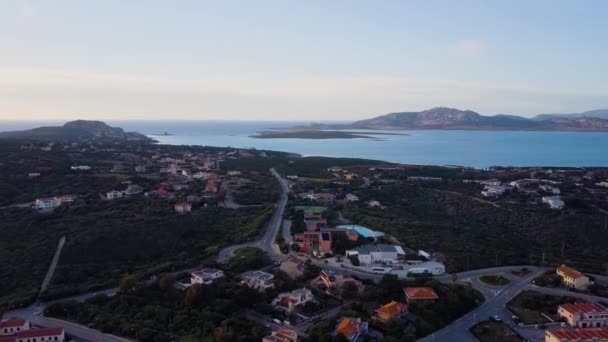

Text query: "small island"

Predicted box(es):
[251, 129, 407, 139]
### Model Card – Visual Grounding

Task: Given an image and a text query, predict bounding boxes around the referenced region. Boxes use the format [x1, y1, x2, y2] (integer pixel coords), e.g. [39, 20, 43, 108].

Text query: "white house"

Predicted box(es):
[345, 194, 359, 202]
[542, 195, 565, 209]
[105, 190, 124, 200]
[34, 197, 60, 211]
[272, 288, 314, 312]
[346, 244, 406, 265]
[241, 271, 275, 290]
[71, 165, 92, 171]
[0, 319, 30, 336]
[15, 327, 65, 342]
[191, 268, 225, 285]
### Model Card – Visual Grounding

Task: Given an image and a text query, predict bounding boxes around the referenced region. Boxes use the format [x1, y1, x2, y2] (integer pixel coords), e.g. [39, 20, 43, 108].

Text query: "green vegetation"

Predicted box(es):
[223, 247, 270, 273]
[507, 290, 578, 324]
[479, 275, 510, 286]
[44, 283, 269, 342]
[233, 175, 278, 205]
[471, 321, 523, 342]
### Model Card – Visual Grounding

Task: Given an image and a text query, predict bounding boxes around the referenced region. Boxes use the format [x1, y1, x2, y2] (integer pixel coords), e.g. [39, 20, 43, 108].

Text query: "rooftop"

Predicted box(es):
[557, 264, 586, 280]
[0, 319, 27, 329]
[546, 327, 608, 340]
[404, 287, 439, 300]
[335, 317, 363, 337]
[349, 244, 405, 255]
[559, 302, 608, 314]
[375, 301, 408, 317]
[17, 328, 64, 338]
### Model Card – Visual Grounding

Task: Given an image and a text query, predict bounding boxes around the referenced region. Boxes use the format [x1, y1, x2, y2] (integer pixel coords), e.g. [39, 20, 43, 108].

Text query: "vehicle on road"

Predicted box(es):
[372, 267, 391, 274]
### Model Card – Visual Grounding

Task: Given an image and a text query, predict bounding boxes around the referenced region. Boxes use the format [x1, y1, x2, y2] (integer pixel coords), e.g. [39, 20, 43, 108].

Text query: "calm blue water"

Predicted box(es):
[337, 225, 385, 239]
[1, 120, 608, 168]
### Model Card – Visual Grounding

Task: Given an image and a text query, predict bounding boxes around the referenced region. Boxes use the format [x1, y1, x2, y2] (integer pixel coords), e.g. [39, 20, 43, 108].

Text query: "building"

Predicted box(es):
[317, 269, 365, 297]
[280, 256, 307, 279]
[34, 195, 76, 211]
[345, 244, 405, 266]
[124, 185, 143, 195]
[191, 268, 225, 286]
[175, 202, 192, 214]
[34, 197, 60, 211]
[0, 320, 30, 336]
[557, 265, 591, 290]
[545, 327, 608, 342]
[15, 328, 64, 342]
[345, 194, 359, 202]
[272, 288, 314, 312]
[70, 165, 91, 171]
[542, 195, 565, 209]
[241, 270, 274, 290]
[374, 301, 408, 323]
[558, 303, 608, 328]
[334, 317, 368, 342]
[481, 185, 508, 198]
[314, 193, 336, 205]
[105, 190, 124, 200]
[262, 329, 298, 342]
[403, 287, 439, 302]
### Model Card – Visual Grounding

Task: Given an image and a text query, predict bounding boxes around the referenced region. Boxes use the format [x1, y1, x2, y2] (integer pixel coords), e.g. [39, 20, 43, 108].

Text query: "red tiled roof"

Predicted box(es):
[17, 327, 63, 338]
[559, 302, 608, 315]
[0, 319, 27, 328]
[375, 301, 408, 317]
[557, 264, 585, 280]
[336, 317, 362, 337]
[0, 337, 16, 342]
[547, 327, 608, 340]
[404, 287, 439, 300]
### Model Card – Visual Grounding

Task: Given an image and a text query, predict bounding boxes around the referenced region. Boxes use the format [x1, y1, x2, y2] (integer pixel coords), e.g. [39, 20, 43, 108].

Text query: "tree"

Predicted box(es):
[333, 333, 349, 342]
[184, 284, 202, 306]
[119, 274, 138, 292]
[158, 274, 175, 291]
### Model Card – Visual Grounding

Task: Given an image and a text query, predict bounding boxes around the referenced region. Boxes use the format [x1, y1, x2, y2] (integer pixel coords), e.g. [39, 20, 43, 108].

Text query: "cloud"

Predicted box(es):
[453, 39, 487, 57]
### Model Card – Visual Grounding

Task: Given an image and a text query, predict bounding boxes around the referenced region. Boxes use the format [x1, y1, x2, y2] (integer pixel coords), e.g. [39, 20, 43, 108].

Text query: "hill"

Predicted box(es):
[533, 109, 608, 121]
[0, 120, 154, 142]
[344, 107, 608, 131]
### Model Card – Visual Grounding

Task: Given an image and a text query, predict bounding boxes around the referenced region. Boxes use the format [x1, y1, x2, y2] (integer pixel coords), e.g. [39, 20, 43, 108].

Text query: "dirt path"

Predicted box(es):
[39, 235, 66, 298]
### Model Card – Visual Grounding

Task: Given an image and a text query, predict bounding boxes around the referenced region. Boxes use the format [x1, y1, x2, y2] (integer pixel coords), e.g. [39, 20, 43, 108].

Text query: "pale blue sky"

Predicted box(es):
[1, 0, 607, 120]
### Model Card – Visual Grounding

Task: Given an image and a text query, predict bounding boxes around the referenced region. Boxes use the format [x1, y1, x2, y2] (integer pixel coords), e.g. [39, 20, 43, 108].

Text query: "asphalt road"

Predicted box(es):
[419, 267, 547, 342]
[217, 168, 289, 262]
[38, 236, 66, 298]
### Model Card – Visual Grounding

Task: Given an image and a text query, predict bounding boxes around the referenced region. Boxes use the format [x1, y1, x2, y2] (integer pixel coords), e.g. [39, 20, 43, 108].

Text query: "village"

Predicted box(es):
[1, 141, 608, 342]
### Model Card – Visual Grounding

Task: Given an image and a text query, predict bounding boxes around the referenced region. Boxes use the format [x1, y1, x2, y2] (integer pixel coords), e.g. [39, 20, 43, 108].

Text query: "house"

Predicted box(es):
[262, 329, 298, 342]
[542, 195, 565, 209]
[312, 193, 335, 205]
[272, 288, 314, 312]
[70, 165, 92, 171]
[34, 197, 60, 211]
[545, 327, 608, 342]
[374, 301, 408, 323]
[191, 268, 225, 286]
[345, 244, 405, 265]
[334, 317, 368, 342]
[241, 271, 274, 290]
[124, 185, 143, 195]
[15, 327, 65, 342]
[34, 195, 76, 211]
[227, 170, 241, 176]
[481, 185, 508, 198]
[345, 194, 359, 202]
[367, 200, 383, 208]
[403, 287, 439, 302]
[558, 303, 608, 328]
[0, 320, 30, 336]
[557, 265, 591, 290]
[316, 269, 364, 297]
[175, 202, 192, 214]
[27, 173, 40, 178]
[280, 256, 307, 279]
[105, 190, 123, 200]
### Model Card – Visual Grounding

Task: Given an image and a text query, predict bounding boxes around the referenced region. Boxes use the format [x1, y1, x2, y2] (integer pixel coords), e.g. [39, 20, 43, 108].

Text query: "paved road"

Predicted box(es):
[31, 316, 132, 342]
[217, 168, 289, 262]
[419, 267, 547, 342]
[39, 236, 66, 298]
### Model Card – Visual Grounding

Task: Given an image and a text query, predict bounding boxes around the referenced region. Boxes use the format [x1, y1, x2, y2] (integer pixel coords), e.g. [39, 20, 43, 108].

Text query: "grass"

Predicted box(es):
[471, 321, 523, 342]
[507, 290, 579, 324]
[479, 275, 510, 286]
[293, 206, 327, 214]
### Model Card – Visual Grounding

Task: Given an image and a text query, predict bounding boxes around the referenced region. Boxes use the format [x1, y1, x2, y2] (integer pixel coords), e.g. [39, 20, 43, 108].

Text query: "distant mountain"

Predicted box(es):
[533, 109, 608, 121]
[0, 120, 154, 142]
[337, 107, 608, 131]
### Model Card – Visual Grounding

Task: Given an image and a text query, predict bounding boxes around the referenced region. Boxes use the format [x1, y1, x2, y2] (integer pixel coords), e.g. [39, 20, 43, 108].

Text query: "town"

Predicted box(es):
[1, 131, 608, 342]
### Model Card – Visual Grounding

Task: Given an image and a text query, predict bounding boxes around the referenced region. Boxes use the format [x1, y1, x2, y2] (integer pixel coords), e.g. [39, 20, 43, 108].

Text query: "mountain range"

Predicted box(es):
[333, 107, 608, 131]
[0, 120, 154, 142]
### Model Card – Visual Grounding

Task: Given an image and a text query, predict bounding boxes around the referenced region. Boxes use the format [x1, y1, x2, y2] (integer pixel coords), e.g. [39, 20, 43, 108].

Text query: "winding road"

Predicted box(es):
[217, 168, 289, 262]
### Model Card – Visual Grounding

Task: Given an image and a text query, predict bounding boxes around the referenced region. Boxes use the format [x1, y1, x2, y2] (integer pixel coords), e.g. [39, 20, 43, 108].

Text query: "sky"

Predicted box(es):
[1, 0, 607, 121]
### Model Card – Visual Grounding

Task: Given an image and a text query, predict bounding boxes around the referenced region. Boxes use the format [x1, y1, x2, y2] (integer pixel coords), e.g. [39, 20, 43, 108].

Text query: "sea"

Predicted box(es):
[2, 120, 608, 168]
